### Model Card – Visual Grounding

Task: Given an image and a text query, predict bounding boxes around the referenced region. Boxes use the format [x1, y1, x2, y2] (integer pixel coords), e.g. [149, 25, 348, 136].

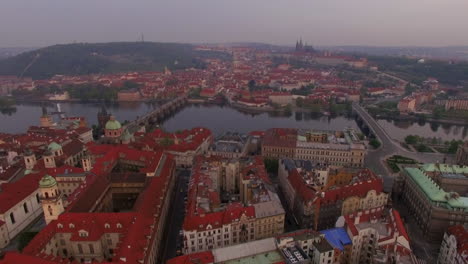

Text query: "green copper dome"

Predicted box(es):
[105, 116, 122, 130]
[48, 142, 62, 152]
[39, 174, 57, 188]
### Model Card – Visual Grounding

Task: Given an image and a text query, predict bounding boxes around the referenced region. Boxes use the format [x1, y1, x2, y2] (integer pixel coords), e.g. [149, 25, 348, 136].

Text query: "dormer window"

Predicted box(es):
[78, 230, 88, 237]
[116, 223, 122, 228]
[57, 224, 63, 228]
[69, 223, 75, 228]
[105, 223, 110, 229]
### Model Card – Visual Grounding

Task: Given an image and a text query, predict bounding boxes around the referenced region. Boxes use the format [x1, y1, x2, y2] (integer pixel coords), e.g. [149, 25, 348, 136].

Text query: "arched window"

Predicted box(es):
[45, 192, 49, 199]
[48, 205, 53, 216]
[36, 193, 40, 203]
[23, 203, 29, 214]
[10, 213, 15, 224]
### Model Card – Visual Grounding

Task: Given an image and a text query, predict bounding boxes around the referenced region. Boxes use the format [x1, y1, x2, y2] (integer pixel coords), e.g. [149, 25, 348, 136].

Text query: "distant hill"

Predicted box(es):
[0, 42, 228, 79]
[0, 47, 37, 59]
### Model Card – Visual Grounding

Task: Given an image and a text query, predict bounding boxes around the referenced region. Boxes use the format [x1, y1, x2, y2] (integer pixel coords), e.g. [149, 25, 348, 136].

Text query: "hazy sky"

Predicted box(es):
[1, 0, 468, 48]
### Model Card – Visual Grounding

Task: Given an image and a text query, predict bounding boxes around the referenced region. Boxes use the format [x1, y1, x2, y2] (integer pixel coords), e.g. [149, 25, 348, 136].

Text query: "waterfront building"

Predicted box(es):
[262, 128, 366, 167]
[117, 89, 141, 101]
[278, 159, 388, 230]
[394, 164, 468, 241]
[182, 156, 285, 254]
[438, 225, 468, 264]
[457, 142, 468, 166]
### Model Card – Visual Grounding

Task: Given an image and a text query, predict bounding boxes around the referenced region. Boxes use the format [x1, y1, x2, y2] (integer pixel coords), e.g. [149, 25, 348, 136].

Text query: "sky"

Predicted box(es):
[1, 0, 468, 48]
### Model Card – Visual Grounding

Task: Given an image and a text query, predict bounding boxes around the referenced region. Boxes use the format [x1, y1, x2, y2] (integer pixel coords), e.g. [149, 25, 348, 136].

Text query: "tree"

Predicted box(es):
[448, 140, 462, 154]
[296, 97, 304, 108]
[369, 139, 381, 149]
[405, 135, 419, 145]
[433, 106, 445, 119]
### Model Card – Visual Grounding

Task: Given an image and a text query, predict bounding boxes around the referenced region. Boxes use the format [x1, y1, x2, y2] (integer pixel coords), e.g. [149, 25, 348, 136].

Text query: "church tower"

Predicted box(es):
[24, 149, 37, 170]
[39, 174, 64, 224]
[40, 106, 53, 128]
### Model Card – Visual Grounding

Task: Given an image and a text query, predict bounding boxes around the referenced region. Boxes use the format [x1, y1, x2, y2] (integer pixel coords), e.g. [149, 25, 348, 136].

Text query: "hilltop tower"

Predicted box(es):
[39, 174, 64, 224]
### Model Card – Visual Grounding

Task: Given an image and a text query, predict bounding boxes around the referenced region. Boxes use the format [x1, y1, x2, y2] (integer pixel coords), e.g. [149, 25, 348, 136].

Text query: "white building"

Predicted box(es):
[0, 172, 44, 249]
[438, 225, 468, 264]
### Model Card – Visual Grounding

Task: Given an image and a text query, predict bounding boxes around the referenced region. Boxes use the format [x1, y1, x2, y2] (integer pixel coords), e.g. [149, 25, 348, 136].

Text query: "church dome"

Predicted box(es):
[105, 116, 122, 130]
[39, 174, 57, 188]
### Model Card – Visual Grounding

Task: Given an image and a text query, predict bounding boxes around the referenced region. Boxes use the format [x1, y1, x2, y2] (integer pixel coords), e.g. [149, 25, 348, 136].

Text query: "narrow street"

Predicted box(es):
[160, 169, 190, 262]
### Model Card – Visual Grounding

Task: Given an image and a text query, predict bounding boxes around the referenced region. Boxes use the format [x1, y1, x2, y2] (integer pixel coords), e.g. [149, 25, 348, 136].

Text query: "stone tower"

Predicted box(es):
[40, 106, 53, 128]
[24, 149, 37, 170]
[39, 174, 64, 224]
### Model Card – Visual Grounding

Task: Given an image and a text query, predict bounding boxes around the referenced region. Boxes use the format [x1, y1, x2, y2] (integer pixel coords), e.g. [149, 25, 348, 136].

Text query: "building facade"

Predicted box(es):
[262, 128, 366, 167]
[394, 164, 468, 241]
[278, 159, 388, 230]
[182, 156, 285, 254]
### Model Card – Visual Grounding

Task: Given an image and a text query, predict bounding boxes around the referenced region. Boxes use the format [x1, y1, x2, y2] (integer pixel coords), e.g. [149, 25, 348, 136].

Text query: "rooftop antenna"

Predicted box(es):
[141, 33, 145, 43]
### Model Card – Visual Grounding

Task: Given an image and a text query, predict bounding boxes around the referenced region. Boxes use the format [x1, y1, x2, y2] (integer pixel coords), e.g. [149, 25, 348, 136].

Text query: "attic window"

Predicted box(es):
[105, 223, 110, 229]
[57, 224, 63, 228]
[78, 230, 88, 237]
[69, 224, 75, 228]
[117, 223, 122, 228]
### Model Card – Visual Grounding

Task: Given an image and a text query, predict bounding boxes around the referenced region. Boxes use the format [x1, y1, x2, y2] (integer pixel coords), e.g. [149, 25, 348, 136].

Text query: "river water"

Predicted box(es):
[0, 103, 466, 142]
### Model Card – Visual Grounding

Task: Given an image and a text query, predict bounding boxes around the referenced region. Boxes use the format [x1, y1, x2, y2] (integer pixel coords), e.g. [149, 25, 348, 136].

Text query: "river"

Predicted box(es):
[0, 103, 466, 142]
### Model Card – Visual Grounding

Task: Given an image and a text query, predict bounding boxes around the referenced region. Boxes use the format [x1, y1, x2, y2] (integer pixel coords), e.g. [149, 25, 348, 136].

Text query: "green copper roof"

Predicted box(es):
[105, 119, 122, 130]
[48, 142, 62, 151]
[39, 174, 57, 188]
[421, 163, 468, 174]
[405, 167, 468, 210]
[121, 130, 133, 141]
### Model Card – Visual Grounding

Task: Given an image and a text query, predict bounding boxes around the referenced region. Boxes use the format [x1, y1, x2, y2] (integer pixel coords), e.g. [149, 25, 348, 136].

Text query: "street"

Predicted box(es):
[160, 169, 190, 262]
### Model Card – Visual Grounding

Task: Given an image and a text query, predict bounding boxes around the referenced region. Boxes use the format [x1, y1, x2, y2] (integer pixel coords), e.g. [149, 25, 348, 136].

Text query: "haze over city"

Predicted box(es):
[1, 0, 468, 47]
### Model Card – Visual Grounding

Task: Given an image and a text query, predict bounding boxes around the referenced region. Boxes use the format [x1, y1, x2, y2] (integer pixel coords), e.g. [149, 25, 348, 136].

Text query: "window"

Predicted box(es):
[107, 239, 112, 245]
[10, 213, 15, 224]
[77, 244, 83, 254]
[45, 192, 49, 199]
[89, 244, 94, 254]
[23, 203, 29, 214]
[36, 194, 40, 203]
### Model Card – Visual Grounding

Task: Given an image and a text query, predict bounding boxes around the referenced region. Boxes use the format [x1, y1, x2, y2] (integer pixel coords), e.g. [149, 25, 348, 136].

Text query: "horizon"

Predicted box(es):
[1, 0, 468, 48]
[3, 41, 468, 50]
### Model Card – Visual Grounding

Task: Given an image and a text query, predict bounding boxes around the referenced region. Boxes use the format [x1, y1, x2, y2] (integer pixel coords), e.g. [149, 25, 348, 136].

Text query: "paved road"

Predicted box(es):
[353, 102, 451, 191]
[160, 169, 190, 262]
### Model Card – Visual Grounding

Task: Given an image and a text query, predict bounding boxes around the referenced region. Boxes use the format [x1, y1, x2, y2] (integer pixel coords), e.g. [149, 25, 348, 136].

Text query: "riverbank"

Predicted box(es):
[374, 113, 468, 126]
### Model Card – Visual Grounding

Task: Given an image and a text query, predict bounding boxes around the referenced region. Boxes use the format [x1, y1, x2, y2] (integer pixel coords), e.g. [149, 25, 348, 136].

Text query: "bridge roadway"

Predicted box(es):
[352, 102, 449, 191]
[123, 95, 187, 133]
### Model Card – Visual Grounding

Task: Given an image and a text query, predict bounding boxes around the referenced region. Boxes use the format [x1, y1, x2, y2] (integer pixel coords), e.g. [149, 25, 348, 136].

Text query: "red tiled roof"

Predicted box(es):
[167, 251, 214, 264]
[0, 172, 42, 213]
